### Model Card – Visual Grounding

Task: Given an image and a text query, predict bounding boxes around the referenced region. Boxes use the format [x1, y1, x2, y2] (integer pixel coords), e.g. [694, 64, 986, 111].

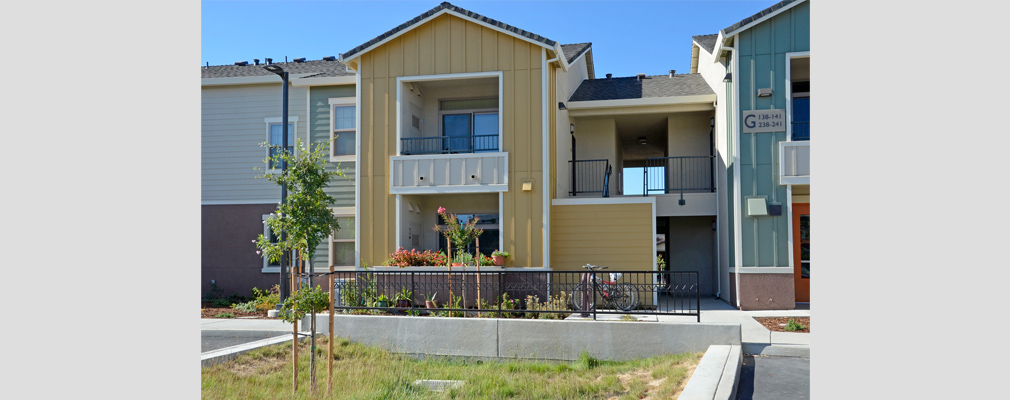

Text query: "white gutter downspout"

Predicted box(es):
[544, 51, 557, 270]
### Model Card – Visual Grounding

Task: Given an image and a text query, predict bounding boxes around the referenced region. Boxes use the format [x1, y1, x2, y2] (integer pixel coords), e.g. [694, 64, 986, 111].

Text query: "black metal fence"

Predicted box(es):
[400, 134, 498, 155]
[327, 270, 700, 322]
[569, 159, 611, 197]
[644, 155, 715, 194]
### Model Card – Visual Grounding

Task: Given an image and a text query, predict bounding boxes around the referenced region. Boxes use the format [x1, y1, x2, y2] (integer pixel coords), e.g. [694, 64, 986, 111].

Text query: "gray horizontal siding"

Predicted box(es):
[309, 85, 357, 208]
[202, 83, 308, 202]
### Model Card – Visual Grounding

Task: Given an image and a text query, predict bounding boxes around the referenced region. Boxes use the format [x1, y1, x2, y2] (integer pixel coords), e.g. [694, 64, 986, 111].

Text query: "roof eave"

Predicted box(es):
[720, 0, 806, 39]
[201, 73, 317, 87]
[339, 7, 556, 65]
[567, 94, 718, 110]
[290, 75, 357, 87]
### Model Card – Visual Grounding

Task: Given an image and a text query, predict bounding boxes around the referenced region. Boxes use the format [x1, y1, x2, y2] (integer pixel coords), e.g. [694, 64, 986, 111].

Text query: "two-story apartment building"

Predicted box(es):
[201, 0, 809, 310]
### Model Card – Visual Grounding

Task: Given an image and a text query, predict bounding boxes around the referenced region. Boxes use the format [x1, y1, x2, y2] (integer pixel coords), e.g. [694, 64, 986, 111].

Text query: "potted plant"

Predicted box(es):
[394, 287, 412, 308]
[425, 292, 438, 309]
[491, 250, 510, 266]
[375, 294, 392, 308]
[454, 253, 476, 266]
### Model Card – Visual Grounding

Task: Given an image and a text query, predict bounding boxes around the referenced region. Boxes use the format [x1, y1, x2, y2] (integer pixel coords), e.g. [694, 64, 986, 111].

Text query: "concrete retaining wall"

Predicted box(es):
[306, 314, 741, 361]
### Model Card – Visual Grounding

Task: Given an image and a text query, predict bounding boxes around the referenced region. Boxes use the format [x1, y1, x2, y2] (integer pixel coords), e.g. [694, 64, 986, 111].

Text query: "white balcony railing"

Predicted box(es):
[779, 141, 810, 185]
[390, 152, 508, 194]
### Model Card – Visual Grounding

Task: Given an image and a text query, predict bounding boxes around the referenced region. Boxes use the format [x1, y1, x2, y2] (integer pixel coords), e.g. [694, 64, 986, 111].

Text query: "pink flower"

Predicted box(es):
[256, 251, 261, 255]
[437, 207, 446, 214]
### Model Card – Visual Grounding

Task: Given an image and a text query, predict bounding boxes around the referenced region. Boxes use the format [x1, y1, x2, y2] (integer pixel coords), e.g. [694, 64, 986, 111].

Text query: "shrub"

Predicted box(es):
[203, 282, 246, 308]
[525, 292, 571, 320]
[784, 318, 808, 331]
[231, 284, 281, 313]
[214, 312, 236, 318]
[383, 247, 449, 266]
[277, 285, 330, 324]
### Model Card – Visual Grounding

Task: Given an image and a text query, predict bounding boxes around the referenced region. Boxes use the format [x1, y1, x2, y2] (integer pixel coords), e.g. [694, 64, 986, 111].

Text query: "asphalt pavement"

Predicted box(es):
[736, 354, 810, 400]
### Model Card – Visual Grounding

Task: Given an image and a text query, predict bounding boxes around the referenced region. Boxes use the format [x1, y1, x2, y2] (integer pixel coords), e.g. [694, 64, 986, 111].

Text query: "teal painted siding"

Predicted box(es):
[308, 85, 357, 208]
[733, 0, 808, 268]
[308, 85, 357, 269]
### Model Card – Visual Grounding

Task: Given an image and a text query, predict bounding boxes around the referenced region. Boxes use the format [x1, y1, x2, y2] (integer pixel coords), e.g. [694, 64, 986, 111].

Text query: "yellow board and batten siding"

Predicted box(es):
[550, 203, 653, 271]
[357, 13, 546, 268]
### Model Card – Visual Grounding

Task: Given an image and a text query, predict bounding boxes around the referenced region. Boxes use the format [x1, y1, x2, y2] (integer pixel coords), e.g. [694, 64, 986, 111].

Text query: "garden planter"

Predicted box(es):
[492, 256, 505, 266]
[425, 300, 437, 309]
[396, 299, 411, 308]
[375, 300, 390, 308]
[452, 263, 462, 267]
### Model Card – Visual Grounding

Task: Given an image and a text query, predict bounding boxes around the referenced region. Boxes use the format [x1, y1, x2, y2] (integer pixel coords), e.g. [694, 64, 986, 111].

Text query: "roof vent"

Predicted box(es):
[254, 59, 260, 65]
[323, 56, 336, 61]
[265, 58, 273, 64]
[294, 57, 306, 63]
[637, 73, 646, 81]
[669, 70, 675, 77]
[234, 61, 248, 66]
[606, 73, 612, 79]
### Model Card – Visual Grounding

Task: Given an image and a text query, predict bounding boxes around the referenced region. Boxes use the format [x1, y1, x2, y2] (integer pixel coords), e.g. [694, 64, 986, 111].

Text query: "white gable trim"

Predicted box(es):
[340, 8, 555, 63]
[720, 0, 807, 40]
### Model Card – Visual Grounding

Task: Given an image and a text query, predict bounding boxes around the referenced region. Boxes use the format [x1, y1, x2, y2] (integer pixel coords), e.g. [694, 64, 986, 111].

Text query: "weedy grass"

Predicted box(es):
[202, 337, 703, 399]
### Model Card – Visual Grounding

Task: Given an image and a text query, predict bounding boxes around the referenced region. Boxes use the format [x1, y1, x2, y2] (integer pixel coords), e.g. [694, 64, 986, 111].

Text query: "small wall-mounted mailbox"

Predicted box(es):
[747, 197, 768, 216]
[757, 88, 773, 97]
[521, 180, 533, 192]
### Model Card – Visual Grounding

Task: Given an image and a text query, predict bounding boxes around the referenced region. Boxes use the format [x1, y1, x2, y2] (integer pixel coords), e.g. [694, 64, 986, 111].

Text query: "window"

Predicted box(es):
[799, 214, 809, 278]
[329, 97, 356, 161]
[439, 98, 499, 153]
[262, 214, 281, 273]
[791, 81, 809, 141]
[265, 117, 297, 170]
[330, 211, 355, 268]
[435, 213, 500, 256]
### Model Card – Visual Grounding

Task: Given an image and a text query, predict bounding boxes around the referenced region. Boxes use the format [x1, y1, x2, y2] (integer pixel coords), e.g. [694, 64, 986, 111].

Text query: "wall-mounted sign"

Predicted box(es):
[742, 109, 785, 133]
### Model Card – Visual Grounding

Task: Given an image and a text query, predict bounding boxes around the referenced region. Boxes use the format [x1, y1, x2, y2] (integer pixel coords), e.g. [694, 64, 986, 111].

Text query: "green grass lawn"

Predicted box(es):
[201, 336, 703, 399]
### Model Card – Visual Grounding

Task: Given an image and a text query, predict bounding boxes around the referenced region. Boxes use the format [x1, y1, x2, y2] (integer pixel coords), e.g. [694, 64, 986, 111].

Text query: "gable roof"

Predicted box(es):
[721, 0, 803, 38]
[340, 2, 557, 62]
[692, 34, 718, 55]
[568, 74, 714, 102]
[560, 43, 592, 64]
[201, 59, 353, 79]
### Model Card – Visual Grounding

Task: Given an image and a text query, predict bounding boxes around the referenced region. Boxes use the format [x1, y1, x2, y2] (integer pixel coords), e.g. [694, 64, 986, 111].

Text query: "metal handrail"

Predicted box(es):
[569, 159, 610, 196]
[643, 155, 716, 195]
[400, 134, 499, 155]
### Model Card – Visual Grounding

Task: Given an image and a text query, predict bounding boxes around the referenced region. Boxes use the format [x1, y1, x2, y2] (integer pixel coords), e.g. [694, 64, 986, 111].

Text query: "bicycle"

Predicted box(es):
[570, 264, 638, 312]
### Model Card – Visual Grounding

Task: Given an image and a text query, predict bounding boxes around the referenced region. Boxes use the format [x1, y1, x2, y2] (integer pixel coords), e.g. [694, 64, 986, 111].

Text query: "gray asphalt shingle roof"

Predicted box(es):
[722, 0, 800, 35]
[201, 59, 353, 79]
[560, 43, 591, 64]
[341, 2, 557, 61]
[692, 34, 718, 54]
[568, 74, 714, 102]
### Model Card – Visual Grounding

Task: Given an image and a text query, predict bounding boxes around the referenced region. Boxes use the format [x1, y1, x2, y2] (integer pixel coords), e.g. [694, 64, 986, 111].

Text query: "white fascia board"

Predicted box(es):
[399, 71, 502, 83]
[551, 197, 655, 206]
[720, 0, 806, 40]
[391, 151, 509, 161]
[566, 94, 718, 110]
[340, 8, 554, 64]
[732, 267, 794, 274]
[712, 32, 726, 62]
[390, 185, 509, 195]
[201, 200, 278, 205]
[779, 176, 810, 185]
[553, 44, 570, 72]
[201, 73, 315, 86]
[291, 75, 356, 87]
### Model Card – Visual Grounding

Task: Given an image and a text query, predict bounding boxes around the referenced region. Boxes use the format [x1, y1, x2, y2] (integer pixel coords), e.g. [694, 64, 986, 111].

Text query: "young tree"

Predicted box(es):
[255, 138, 345, 394]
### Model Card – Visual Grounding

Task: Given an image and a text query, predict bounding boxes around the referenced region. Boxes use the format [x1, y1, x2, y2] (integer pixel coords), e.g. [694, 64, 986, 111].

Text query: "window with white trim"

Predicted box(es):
[265, 116, 297, 171]
[330, 213, 356, 268]
[261, 214, 281, 273]
[329, 97, 356, 161]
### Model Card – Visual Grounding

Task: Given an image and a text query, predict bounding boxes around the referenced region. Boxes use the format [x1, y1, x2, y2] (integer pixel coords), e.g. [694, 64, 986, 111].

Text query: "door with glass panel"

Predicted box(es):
[792, 203, 810, 302]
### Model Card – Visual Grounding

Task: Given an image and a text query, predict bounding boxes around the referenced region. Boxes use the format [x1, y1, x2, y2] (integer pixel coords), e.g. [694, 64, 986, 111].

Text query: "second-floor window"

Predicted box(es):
[439, 98, 499, 153]
[267, 120, 295, 170]
[330, 97, 356, 161]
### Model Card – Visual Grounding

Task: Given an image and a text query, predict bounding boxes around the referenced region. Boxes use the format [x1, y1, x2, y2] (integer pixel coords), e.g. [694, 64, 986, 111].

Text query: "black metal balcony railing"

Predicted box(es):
[644, 156, 715, 195]
[400, 134, 499, 155]
[569, 159, 611, 197]
[327, 270, 700, 321]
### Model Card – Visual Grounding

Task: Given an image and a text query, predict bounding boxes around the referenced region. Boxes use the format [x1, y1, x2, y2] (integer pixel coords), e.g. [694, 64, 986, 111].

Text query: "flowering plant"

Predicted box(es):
[433, 207, 483, 251]
[383, 247, 448, 267]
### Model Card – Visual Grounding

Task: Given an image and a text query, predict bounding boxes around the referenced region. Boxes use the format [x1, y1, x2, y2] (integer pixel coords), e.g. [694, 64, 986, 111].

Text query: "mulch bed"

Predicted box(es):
[753, 317, 810, 333]
[201, 303, 272, 319]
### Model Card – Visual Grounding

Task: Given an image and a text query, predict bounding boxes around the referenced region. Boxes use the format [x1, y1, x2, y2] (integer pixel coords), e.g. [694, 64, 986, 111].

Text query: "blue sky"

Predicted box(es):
[202, 0, 779, 77]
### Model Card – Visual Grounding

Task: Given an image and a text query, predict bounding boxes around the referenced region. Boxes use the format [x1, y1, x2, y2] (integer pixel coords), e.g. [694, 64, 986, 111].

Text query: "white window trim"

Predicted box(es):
[264, 116, 299, 174]
[261, 214, 280, 273]
[396, 71, 504, 155]
[329, 97, 357, 162]
[329, 207, 357, 271]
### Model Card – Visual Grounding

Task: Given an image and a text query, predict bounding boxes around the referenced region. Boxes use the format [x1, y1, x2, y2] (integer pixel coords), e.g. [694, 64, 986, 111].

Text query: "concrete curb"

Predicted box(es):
[201, 334, 300, 367]
[679, 345, 742, 400]
[742, 343, 810, 358]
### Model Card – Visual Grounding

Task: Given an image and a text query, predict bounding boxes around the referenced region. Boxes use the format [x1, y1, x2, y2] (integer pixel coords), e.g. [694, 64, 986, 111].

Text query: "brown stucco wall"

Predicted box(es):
[728, 273, 796, 310]
[202, 204, 282, 299]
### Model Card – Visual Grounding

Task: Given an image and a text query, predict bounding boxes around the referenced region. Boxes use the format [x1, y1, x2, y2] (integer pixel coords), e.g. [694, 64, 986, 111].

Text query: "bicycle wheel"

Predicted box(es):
[570, 283, 595, 311]
[612, 283, 638, 311]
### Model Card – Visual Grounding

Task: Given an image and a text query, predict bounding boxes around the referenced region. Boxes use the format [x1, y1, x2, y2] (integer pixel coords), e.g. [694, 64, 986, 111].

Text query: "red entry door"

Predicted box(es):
[792, 203, 810, 302]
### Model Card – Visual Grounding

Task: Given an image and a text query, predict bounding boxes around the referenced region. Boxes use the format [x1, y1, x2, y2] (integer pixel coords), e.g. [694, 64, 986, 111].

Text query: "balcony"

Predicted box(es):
[400, 134, 498, 155]
[779, 141, 810, 185]
[390, 151, 508, 194]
